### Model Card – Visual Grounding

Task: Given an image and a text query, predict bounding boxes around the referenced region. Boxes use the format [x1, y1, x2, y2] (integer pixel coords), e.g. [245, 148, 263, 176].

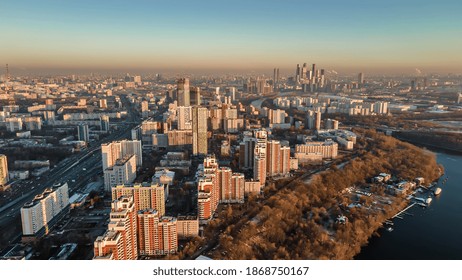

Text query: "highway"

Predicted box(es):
[0, 94, 140, 247]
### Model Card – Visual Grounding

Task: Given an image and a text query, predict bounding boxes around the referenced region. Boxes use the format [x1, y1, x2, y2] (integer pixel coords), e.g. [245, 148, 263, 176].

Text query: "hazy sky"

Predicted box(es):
[1, 0, 462, 74]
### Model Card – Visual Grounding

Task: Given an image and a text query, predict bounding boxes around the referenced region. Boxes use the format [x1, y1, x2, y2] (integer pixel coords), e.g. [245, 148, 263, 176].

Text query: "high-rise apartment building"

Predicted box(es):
[198, 191, 212, 221]
[100, 115, 110, 132]
[190, 86, 201, 106]
[77, 124, 90, 142]
[24, 116, 42, 131]
[325, 119, 339, 130]
[177, 106, 192, 130]
[266, 141, 290, 177]
[137, 209, 178, 256]
[196, 155, 220, 222]
[20, 183, 69, 237]
[306, 110, 322, 130]
[101, 140, 142, 171]
[99, 99, 108, 109]
[239, 132, 256, 169]
[177, 78, 190, 107]
[103, 155, 137, 192]
[253, 155, 266, 187]
[177, 216, 199, 239]
[6, 117, 22, 132]
[141, 100, 149, 118]
[0, 154, 8, 186]
[268, 109, 286, 124]
[94, 196, 138, 260]
[295, 141, 338, 159]
[111, 183, 166, 216]
[192, 106, 208, 155]
[230, 173, 245, 203]
[373, 102, 388, 114]
[218, 167, 232, 203]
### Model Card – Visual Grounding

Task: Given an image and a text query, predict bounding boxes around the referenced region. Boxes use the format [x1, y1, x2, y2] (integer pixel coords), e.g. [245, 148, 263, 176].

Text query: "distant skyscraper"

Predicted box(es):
[77, 124, 90, 142]
[315, 111, 322, 131]
[296, 64, 301, 84]
[192, 107, 208, 155]
[190, 86, 201, 106]
[0, 154, 9, 185]
[177, 78, 190, 107]
[273, 68, 280, 90]
[358, 72, 365, 85]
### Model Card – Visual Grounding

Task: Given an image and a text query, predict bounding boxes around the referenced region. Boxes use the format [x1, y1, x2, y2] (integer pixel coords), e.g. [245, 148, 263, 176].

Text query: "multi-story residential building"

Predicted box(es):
[94, 196, 138, 260]
[103, 155, 137, 192]
[20, 183, 69, 238]
[111, 183, 166, 216]
[137, 209, 178, 256]
[177, 216, 199, 239]
[0, 154, 8, 186]
[192, 106, 208, 155]
[295, 140, 338, 160]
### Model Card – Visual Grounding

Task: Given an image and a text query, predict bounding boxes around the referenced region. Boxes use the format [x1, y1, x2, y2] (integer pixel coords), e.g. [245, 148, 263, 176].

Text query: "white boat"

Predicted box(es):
[426, 197, 432, 204]
[434, 188, 442, 196]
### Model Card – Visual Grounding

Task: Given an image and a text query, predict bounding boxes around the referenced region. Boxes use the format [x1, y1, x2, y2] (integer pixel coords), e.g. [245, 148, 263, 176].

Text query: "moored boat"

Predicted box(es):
[434, 188, 442, 196]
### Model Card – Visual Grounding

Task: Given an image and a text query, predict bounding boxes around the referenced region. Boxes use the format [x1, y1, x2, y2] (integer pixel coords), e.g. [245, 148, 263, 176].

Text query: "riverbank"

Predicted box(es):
[355, 152, 462, 259]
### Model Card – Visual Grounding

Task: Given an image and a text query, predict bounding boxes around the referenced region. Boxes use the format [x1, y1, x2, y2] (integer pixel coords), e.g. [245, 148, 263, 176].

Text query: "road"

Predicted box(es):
[0, 93, 140, 248]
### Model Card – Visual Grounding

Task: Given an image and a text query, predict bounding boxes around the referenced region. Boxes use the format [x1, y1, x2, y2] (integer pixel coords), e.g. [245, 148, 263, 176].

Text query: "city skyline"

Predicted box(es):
[1, 0, 462, 75]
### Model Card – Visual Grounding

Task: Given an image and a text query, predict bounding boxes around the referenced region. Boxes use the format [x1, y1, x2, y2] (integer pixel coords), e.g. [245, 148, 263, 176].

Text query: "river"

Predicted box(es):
[355, 152, 462, 259]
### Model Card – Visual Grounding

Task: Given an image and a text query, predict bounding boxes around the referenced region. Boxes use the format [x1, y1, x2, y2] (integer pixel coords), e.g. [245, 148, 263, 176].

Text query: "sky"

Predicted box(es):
[1, 0, 462, 75]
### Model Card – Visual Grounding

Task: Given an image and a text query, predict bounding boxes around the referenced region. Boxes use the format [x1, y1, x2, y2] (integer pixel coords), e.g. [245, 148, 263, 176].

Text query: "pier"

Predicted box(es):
[392, 203, 416, 219]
